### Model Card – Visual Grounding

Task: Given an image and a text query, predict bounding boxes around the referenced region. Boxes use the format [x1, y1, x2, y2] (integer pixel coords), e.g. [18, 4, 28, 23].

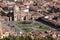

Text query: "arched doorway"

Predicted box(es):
[24, 16, 26, 20]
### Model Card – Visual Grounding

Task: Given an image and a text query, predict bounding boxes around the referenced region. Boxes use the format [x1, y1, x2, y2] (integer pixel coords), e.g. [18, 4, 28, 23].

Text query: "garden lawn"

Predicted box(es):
[17, 23, 26, 28]
[22, 28, 33, 32]
[34, 23, 51, 30]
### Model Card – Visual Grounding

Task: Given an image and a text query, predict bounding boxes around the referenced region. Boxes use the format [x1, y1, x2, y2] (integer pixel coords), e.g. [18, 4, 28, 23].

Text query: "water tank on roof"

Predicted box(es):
[26, 5, 30, 9]
[23, 9, 29, 12]
[44, 16, 49, 19]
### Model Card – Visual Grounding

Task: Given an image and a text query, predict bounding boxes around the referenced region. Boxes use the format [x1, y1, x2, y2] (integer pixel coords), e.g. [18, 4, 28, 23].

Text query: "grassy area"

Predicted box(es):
[17, 21, 32, 28]
[35, 30, 46, 32]
[34, 23, 42, 26]
[17, 23, 26, 28]
[35, 29, 50, 32]
[22, 28, 33, 32]
[17, 21, 33, 32]
[34, 23, 51, 30]
[39, 26, 50, 30]
[17, 21, 51, 32]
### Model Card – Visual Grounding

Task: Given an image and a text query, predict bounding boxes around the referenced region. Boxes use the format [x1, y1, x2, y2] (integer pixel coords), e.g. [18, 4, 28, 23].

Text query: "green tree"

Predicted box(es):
[25, 36, 32, 40]
[19, 36, 25, 40]
[34, 37, 41, 40]
[2, 35, 14, 40]
[40, 36, 56, 40]
[15, 36, 19, 40]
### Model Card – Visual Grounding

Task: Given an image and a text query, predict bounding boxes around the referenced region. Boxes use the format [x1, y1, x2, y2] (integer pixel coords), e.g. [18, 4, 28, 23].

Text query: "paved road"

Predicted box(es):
[2, 21, 24, 34]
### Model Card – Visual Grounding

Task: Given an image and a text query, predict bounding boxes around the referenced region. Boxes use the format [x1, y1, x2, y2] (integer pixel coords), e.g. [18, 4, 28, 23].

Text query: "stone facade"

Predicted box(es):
[14, 5, 20, 21]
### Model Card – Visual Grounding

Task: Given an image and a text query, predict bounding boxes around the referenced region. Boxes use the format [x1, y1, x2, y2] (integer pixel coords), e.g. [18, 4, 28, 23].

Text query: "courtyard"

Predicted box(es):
[17, 21, 51, 32]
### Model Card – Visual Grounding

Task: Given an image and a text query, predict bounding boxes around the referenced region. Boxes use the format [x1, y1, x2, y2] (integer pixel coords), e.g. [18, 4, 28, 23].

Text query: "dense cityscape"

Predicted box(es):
[0, 0, 60, 40]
